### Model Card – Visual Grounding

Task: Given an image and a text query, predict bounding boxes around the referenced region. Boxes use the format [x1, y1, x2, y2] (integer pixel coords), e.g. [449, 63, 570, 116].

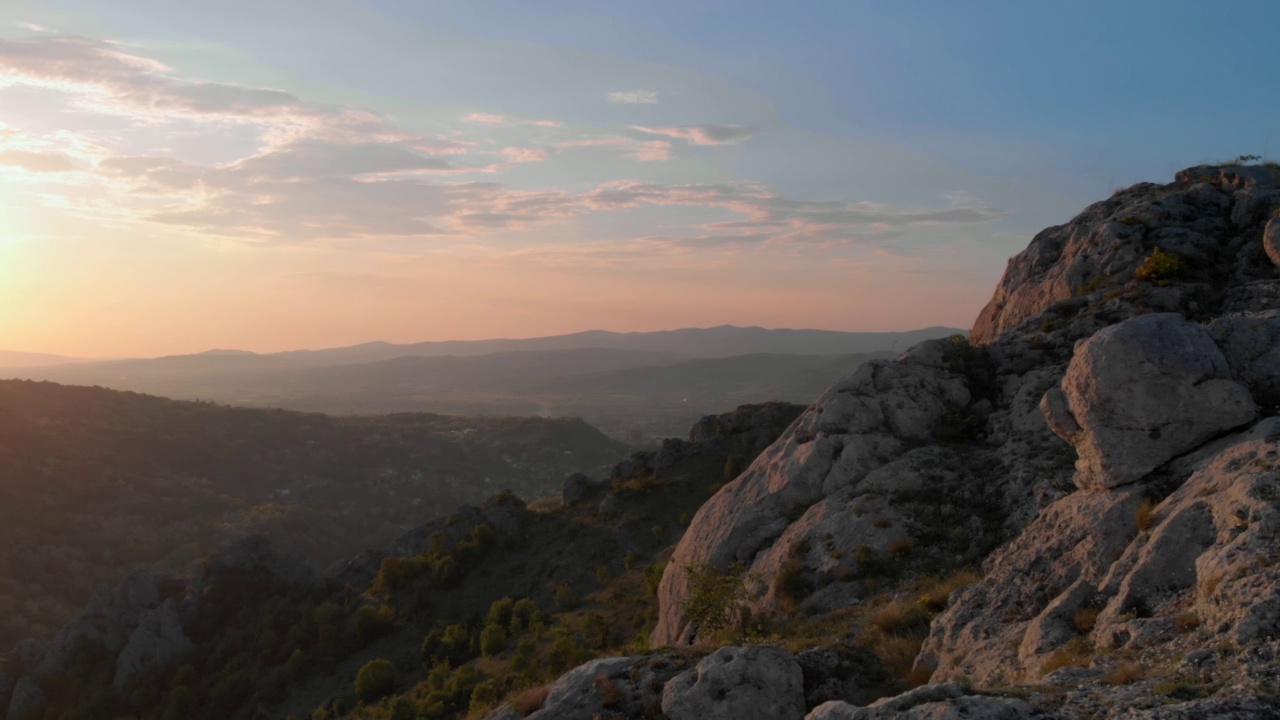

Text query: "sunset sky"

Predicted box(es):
[2, 0, 1278, 357]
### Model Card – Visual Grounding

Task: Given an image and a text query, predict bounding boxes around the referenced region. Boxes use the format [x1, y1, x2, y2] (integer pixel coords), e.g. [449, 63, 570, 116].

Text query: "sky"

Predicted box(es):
[1, 1, 1277, 357]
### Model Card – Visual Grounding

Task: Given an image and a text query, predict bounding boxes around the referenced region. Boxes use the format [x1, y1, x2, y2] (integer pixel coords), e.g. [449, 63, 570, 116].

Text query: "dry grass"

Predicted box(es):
[594, 675, 621, 708]
[1203, 572, 1225, 598]
[872, 633, 928, 682]
[1041, 637, 1092, 675]
[1106, 662, 1146, 685]
[867, 598, 929, 635]
[510, 683, 552, 715]
[1073, 606, 1100, 634]
[1135, 497, 1156, 533]
[916, 569, 981, 612]
[888, 538, 914, 558]
[1173, 611, 1201, 634]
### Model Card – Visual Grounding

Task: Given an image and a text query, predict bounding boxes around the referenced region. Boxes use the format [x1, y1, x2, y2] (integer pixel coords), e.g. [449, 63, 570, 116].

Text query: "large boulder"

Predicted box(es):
[518, 654, 683, 720]
[662, 645, 805, 720]
[1041, 313, 1256, 489]
[1263, 215, 1280, 268]
[652, 342, 972, 645]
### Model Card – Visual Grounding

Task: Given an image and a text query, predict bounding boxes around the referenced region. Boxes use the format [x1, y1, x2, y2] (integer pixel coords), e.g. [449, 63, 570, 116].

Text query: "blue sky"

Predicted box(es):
[1, 0, 1276, 356]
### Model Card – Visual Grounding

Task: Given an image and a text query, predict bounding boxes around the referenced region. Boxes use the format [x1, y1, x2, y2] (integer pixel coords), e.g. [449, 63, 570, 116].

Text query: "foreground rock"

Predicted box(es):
[663, 645, 806, 720]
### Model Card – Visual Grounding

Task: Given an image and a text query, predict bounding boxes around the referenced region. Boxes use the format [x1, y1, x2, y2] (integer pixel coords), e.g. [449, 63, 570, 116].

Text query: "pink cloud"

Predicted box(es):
[631, 124, 759, 145]
[499, 147, 548, 163]
[554, 136, 670, 162]
[533, 120, 563, 128]
[463, 113, 505, 126]
[626, 141, 672, 162]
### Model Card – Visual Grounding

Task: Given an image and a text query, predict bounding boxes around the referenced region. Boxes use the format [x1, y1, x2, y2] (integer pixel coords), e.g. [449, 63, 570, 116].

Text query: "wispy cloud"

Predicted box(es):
[632, 124, 759, 145]
[0, 37, 379, 144]
[608, 90, 659, 105]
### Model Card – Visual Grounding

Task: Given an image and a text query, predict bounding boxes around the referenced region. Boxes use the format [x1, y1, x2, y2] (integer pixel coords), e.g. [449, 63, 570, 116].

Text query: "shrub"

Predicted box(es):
[354, 604, 395, 643]
[1133, 247, 1185, 285]
[724, 454, 745, 481]
[354, 659, 396, 703]
[548, 632, 587, 673]
[480, 623, 508, 657]
[488, 597, 516, 628]
[553, 582, 579, 611]
[511, 598, 539, 629]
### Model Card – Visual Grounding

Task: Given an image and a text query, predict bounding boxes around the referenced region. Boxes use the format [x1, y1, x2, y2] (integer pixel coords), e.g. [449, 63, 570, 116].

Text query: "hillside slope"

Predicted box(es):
[0, 380, 625, 652]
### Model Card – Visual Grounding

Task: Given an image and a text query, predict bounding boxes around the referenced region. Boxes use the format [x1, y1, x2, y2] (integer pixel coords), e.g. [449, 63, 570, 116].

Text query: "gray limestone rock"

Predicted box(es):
[1045, 314, 1256, 489]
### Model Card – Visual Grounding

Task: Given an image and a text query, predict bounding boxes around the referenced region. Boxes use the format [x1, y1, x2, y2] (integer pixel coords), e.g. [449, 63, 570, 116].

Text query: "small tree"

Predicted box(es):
[354, 659, 396, 703]
[680, 562, 752, 638]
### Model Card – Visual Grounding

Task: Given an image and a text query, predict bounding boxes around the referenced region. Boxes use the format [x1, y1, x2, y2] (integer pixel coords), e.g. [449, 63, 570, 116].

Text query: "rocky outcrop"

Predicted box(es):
[807, 683, 1036, 720]
[4, 534, 317, 718]
[610, 402, 807, 482]
[1042, 313, 1256, 489]
[662, 645, 806, 720]
[561, 472, 594, 507]
[112, 598, 193, 692]
[973, 165, 1280, 345]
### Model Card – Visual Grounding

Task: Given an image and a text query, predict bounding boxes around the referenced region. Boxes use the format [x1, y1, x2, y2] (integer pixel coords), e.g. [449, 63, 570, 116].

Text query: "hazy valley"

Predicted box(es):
[2, 327, 953, 441]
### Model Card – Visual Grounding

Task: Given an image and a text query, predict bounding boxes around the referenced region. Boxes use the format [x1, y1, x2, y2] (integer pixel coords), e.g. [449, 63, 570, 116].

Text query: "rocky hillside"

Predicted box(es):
[0, 403, 803, 720]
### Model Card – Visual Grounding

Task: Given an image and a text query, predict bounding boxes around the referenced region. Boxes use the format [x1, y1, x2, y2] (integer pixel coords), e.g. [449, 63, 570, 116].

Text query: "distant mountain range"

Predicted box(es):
[1, 325, 962, 438]
[0, 350, 96, 368]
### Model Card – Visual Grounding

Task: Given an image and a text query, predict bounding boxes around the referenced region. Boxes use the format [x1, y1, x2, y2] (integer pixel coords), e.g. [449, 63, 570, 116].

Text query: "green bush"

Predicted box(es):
[1133, 247, 1185, 285]
[354, 658, 396, 703]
